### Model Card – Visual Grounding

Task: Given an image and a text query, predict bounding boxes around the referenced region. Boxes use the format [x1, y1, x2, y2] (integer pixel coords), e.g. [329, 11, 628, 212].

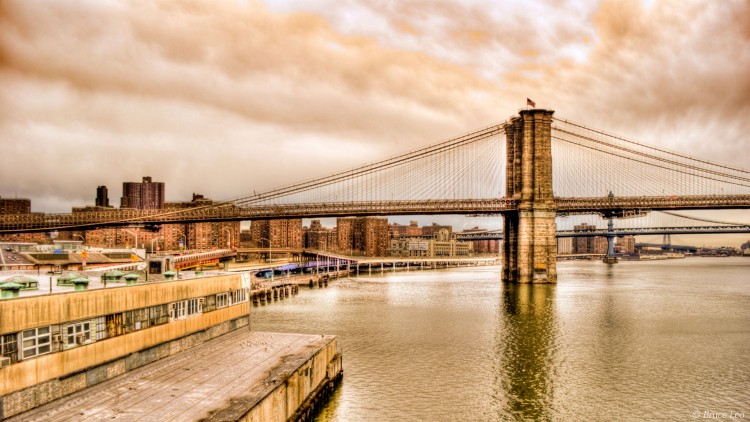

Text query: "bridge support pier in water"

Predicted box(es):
[502, 109, 558, 283]
[603, 217, 619, 264]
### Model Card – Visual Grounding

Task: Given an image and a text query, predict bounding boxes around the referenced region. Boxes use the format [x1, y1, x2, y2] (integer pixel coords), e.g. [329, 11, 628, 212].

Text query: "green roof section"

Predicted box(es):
[102, 270, 125, 281]
[57, 272, 86, 282]
[70, 278, 90, 283]
[1, 275, 36, 284]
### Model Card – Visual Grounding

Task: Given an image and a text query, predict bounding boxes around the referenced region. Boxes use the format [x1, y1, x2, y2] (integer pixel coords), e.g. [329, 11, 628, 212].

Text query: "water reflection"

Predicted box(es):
[495, 282, 558, 420]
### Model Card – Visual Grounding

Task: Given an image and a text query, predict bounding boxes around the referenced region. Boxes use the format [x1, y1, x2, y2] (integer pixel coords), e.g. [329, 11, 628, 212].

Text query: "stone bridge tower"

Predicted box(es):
[502, 109, 557, 283]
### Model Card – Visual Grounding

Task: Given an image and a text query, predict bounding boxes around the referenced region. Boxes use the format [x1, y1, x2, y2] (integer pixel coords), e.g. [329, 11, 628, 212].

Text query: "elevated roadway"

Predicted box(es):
[0, 195, 749, 234]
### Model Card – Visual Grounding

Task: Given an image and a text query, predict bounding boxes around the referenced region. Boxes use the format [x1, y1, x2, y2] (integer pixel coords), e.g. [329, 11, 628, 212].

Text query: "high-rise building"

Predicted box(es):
[162, 194, 239, 251]
[338, 217, 388, 256]
[0, 197, 48, 243]
[95, 186, 111, 208]
[121, 176, 165, 210]
[0, 197, 31, 214]
[336, 218, 355, 254]
[239, 229, 253, 247]
[304, 220, 336, 251]
[251, 219, 303, 249]
[572, 223, 609, 254]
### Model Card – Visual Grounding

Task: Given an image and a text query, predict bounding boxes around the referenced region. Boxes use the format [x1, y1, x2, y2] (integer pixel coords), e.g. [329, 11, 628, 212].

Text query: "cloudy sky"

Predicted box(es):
[1, 0, 749, 245]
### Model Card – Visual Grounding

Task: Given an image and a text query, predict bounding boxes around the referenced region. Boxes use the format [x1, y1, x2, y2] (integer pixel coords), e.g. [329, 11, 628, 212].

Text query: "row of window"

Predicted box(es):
[0, 289, 248, 365]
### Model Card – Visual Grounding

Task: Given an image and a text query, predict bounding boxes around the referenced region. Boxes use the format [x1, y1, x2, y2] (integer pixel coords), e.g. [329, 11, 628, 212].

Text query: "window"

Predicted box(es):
[95, 317, 107, 341]
[22, 326, 51, 359]
[169, 301, 187, 321]
[186, 298, 203, 316]
[132, 308, 150, 330]
[230, 289, 247, 305]
[106, 313, 125, 337]
[123, 311, 135, 333]
[149, 304, 169, 326]
[203, 295, 216, 312]
[1, 333, 19, 363]
[170, 299, 203, 321]
[62, 320, 93, 349]
[216, 293, 229, 309]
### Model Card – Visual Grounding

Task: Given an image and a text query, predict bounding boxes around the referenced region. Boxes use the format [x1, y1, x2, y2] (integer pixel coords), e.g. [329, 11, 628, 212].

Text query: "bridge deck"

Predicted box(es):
[0, 195, 749, 233]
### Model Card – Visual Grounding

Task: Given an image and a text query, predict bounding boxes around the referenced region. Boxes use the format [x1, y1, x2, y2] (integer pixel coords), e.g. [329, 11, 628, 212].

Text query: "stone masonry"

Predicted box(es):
[502, 109, 557, 283]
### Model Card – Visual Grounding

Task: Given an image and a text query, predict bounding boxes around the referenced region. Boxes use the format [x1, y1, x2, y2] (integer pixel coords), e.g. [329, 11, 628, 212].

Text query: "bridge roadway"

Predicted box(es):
[1, 194, 749, 234]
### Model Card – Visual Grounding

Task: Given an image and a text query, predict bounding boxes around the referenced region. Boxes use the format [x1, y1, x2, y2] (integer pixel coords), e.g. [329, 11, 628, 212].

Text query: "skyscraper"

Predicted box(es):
[337, 217, 388, 256]
[120, 176, 165, 210]
[95, 186, 110, 208]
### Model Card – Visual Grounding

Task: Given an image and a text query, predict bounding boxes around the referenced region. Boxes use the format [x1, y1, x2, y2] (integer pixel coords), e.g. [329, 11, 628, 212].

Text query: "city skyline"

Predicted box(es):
[1, 0, 749, 246]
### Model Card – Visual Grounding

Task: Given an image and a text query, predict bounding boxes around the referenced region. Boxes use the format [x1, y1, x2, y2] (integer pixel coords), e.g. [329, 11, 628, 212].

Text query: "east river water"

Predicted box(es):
[250, 257, 750, 421]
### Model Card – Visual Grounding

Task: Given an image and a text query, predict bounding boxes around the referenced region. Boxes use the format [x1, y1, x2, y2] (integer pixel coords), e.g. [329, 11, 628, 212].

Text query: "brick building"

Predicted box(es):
[239, 229, 253, 247]
[0, 197, 48, 243]
[459, 227, 499, 255]
[336, 218, 354, 254]
[95, 186, 111, 208]
[617, 236, 636, 254]
[572, 223, 608, 254]
[557, 237, 573, 254]
[251, 219, 303, 249]
[120, 177, 165, 210]
[388, 221, 422, 239]
[0, 197, 31, 215]
[338, 217, 388, 257]
[76, 193, 237, 251]
[470, 239, 499, 254]
[162, 194, 239, 251]
[304, 220, 337, 251]
[421, 223, 452, 237]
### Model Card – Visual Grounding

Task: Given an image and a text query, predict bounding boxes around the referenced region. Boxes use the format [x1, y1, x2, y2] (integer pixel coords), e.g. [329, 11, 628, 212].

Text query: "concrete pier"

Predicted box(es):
[6, 331, 343, 421]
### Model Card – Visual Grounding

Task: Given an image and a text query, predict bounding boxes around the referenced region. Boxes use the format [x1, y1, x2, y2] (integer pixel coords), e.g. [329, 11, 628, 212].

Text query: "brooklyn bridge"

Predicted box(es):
[1, 109, 749, 283]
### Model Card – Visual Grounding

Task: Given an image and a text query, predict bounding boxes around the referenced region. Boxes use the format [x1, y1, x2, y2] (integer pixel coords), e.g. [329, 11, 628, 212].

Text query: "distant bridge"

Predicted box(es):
[417, 224, 750, 242]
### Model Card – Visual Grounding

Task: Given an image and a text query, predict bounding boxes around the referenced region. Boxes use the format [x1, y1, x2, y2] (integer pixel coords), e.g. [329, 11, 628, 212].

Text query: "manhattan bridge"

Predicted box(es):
[1, 109, 749, 283]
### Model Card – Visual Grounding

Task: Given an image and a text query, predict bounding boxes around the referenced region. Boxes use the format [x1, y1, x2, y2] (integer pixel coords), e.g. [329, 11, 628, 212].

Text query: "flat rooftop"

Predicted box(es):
[7, 331, 336, 421]
[0, 269, 233, 298]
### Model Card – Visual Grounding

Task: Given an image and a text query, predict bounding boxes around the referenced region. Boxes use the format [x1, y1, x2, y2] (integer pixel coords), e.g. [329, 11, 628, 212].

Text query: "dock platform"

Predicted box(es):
[6, 331, 342, 421]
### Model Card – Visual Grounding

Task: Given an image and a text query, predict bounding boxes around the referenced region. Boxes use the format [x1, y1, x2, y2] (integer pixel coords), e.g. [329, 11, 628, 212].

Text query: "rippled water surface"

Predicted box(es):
[250, 258, 750, 421]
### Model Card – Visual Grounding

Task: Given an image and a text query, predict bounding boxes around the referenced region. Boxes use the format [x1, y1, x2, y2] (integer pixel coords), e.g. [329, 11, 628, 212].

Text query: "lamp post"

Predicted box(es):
[123, 229, 139, 259]
[73, 234, 86, 269]
[259, 238, 273, 282]
[259, 238, 272, 263]
[222, 227, 232, 249]
[178, 232, 187, 253]
[72, 234, 85, 247]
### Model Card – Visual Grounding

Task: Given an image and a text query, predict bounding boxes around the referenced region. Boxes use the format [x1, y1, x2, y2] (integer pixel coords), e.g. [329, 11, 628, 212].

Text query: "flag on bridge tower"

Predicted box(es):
[526, 98, 536, 108]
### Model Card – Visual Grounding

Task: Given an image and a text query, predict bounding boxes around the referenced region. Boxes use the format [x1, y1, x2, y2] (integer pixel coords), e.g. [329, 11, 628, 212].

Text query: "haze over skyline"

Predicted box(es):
[1, 0, 749, 246]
